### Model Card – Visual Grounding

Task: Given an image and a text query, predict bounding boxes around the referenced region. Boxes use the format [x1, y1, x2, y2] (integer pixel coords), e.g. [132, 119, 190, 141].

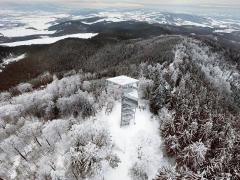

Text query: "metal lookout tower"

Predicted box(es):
[106, 75, 139, 126]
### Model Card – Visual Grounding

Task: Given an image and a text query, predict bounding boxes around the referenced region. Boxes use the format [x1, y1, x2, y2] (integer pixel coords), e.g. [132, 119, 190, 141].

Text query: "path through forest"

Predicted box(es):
[99, 102, 170, 180]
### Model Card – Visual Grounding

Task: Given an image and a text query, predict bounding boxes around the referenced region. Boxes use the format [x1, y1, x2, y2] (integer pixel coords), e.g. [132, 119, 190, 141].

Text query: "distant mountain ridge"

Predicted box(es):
[0, 21, 239, 91]
[0, 10, 240, 46]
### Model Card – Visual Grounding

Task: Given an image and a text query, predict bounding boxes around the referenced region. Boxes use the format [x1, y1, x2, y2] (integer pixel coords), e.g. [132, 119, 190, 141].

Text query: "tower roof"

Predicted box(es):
[107, 75, 139, 86]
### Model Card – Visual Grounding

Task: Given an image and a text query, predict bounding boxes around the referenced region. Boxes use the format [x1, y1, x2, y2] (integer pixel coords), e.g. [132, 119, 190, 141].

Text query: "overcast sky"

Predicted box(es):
[1, 0, 240, 8]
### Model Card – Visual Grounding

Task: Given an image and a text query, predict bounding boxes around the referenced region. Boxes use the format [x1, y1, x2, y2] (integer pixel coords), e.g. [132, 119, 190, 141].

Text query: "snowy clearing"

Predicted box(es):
[0, 26, 56, 38]
[0, 54, 26, 72]
[100, 102, 170, 180]
[214, 28, 238, 33]
[1, 10, 240, 40]
[80, 11, 240, 32]
[0, 33, 98, 47]
[0, 10, 69, 37]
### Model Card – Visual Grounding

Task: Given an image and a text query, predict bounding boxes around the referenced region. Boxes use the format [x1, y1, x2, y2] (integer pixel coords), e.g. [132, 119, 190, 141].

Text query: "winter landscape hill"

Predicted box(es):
[0, 4, 240, 180]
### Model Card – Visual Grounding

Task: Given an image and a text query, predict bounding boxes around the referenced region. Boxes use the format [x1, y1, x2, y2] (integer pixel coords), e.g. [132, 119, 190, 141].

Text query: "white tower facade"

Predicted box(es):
[106, 75, 139, 126]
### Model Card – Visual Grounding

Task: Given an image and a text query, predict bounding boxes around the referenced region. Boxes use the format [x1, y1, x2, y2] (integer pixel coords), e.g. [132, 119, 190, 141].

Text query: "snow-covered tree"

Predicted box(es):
[156, 166, 178, 180]
[63, 120, 119, 179]
[57, 90, 95, 118]
[138, 78, 154, 99]
[0, 92, 11, 102]
[42, 119, 70, 146]
[177, 141, 207, 171]
[17, 83, 33, 93]
[129, 162, 148, 180]
[82, 80, 91, 92]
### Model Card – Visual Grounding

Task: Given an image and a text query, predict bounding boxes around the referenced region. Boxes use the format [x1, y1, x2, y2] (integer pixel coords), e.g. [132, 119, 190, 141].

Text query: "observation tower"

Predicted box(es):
[106, 75, 139, 126]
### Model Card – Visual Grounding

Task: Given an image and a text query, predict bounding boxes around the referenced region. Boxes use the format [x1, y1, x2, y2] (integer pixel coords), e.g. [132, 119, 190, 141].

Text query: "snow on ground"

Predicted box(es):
[1, 9, 240, 45]
[0, 27, 56, 38]
[0, 33, 98, 47]
[0, 10, 69, 37]
[9, 156, 21, 179]
[0, 54, 26, 72]
[80, 11, 240, 32]
[99, 102, 169, 180]
[214, 28, 238, 33]
[178, 20, 210, 27]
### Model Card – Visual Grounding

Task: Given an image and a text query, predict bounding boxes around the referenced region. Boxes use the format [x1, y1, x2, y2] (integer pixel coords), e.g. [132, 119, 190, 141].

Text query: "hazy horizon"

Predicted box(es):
[1, 0, 239, 19]
[1, 0, 240, 9]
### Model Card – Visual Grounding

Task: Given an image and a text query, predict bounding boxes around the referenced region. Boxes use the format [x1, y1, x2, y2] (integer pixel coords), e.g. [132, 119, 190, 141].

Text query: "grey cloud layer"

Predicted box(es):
[0, 0, 239, 7]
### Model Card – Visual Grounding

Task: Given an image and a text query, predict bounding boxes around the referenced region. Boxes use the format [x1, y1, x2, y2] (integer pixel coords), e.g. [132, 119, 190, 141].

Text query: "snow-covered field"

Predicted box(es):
[0, 33, 98, 47]
[0, 53, 26, 72]
[214, 28, 237, 33]
[0, 9, 69, 37]
[0, 9, 239, 48]
[0, 9, 240, 43]
[100, 102, 170, 180]
[81, 11, 240, 33]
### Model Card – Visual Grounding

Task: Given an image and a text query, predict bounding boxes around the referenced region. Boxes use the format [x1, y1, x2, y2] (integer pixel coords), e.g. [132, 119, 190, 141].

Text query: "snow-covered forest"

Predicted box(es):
[142, 38, 240, 179]
[0, 37, 240, 179]
[0, 71, 170, 179]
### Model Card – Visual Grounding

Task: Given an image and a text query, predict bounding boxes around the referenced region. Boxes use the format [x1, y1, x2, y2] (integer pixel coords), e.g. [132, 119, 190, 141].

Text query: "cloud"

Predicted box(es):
[59, 0, 144, 8]
[0, 0, 143, 8]
[0, 0, 239, 8]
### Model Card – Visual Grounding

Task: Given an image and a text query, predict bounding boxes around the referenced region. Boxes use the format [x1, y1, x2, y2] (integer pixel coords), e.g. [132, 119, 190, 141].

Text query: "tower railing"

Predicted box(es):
[106, 76, 139, 127]
[121, 90, 138, 126]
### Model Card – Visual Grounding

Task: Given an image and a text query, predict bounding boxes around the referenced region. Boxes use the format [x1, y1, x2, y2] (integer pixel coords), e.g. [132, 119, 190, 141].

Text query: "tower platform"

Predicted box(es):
[106, 75, 139, 127]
